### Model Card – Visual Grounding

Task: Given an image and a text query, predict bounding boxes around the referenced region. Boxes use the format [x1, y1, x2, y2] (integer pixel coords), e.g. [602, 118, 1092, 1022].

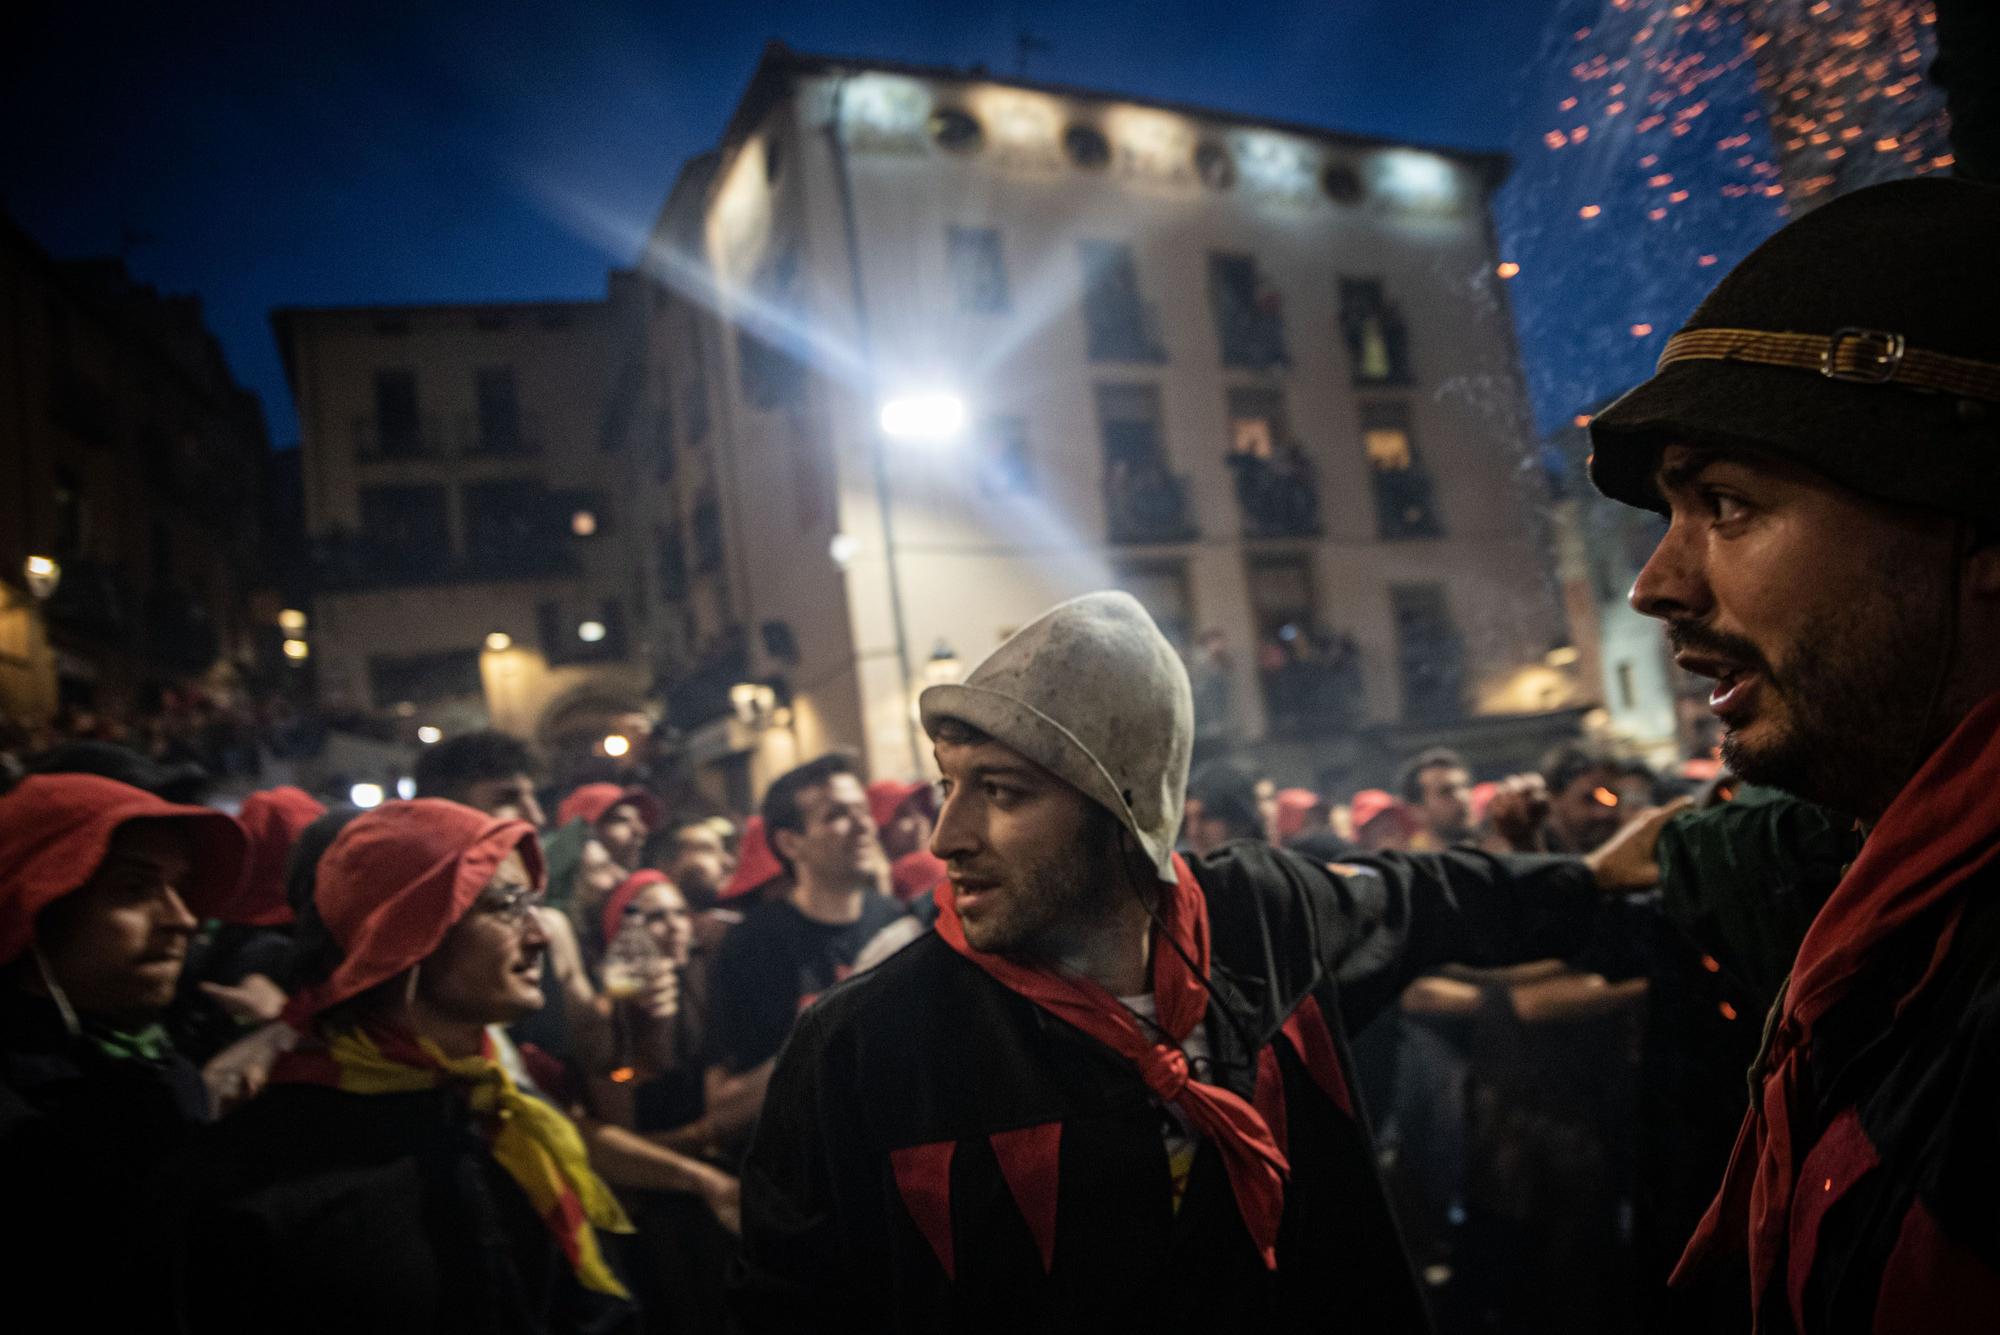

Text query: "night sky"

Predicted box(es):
[4, 0, 1811, 445]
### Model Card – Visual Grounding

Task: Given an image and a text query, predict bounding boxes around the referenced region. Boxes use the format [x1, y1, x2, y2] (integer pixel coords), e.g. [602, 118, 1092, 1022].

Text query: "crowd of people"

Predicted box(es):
[5, 163, 2000, 1335]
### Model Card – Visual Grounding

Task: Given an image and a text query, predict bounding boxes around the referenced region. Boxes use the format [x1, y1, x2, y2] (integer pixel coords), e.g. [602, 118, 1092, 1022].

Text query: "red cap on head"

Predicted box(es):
[283, 799, 541, 1026]
[867, 779, 929, 833]
[601, 868, 671, 949]
[720, 815, 784, 900]
[1349, 789, 1419, 842]
[220, 786, 328, 927]
[0, 774, 246, 966]
[1273, 788, 1322, 845]
[556, 783, 663, 833]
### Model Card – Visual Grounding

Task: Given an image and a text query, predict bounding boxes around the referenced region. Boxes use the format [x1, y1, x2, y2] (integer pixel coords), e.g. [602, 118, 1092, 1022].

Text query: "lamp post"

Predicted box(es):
[828, 77, 969, 776]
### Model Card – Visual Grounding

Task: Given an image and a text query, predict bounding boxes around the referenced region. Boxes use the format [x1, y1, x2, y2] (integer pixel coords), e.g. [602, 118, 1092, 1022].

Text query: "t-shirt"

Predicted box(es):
[1115, 991, 1214, 1213]
[706, 893, 908, 1074]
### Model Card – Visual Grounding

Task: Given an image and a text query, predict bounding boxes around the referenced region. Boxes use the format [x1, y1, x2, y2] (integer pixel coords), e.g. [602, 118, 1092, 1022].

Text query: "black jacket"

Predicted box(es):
[167, 1082, 639, 1335]
[732, 841, 1602, 1333]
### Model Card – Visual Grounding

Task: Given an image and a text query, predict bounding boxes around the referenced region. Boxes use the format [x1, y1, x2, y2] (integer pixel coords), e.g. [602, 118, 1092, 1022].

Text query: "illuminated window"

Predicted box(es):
[1360, 402, 1441, 540]
[1228, 387, 1318, 539]
[1339, 278, 1412, 385]
[947, 226, 1010, 314]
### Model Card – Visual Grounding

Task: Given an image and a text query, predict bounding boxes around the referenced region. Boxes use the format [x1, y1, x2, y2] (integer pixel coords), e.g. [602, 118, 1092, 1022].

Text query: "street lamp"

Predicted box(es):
[23, 555, 60, 600]
[282, 638, 311, 662]
[484, 631, 513, 653]
[577, 620, 607, 644]
[279, 608, 308, 633]
[602, 734, 631, 758]
[879, 391, 967, 445]
[417, 725, 443, 744]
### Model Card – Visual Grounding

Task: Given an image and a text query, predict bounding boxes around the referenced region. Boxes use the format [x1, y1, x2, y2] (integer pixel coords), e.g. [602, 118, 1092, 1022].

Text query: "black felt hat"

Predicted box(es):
[1589, 177, 2000, 523]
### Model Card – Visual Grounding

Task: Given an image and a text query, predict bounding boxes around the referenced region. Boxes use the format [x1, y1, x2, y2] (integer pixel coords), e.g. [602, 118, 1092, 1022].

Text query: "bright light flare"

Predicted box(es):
[485, 632, 513, 652]
[879, 392, 967, 444]
[282, 639, 310, 661]
[603, 734, 631, 758]
[577, 620, 607, 644]
[278, 608, 308, 633]
[417, 726, 443, 744]
[350, 783, 385, 809]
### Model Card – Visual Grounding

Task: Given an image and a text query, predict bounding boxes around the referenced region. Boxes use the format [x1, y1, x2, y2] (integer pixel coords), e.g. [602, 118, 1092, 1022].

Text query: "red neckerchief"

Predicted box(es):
[1676, 690, 2000, 1306]
[933, 853, 1291, 1267]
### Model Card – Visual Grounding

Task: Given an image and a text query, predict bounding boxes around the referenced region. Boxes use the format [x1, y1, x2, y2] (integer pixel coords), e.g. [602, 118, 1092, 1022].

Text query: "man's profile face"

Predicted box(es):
[779, 774, 879, 889]
[1634, 443, 1954, 818]
[1415, 765, 1472, 842]
[419, 850, 547, 1025]
[595, 801, 648, 869]
[464, 773, 546, 831]
[1548, 766, 1624, 852]
[666, 823, 730, 907]
[931, 735, 1122, 960]
[35, 822, 199, 1026]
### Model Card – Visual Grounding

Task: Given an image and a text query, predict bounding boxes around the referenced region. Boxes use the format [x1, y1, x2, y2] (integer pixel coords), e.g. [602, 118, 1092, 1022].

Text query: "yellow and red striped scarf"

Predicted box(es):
[273, 1025, 634, 1297]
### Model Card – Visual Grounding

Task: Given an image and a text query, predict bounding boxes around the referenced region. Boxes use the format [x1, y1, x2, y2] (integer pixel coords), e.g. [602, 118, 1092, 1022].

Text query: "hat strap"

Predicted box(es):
[31, 944, 84, 1038]
[1657, 327, 2000, 403]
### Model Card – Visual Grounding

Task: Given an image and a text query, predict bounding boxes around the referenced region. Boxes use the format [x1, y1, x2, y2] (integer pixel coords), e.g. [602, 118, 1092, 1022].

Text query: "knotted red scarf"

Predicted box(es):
[1675, 690, 2000, 1309]
[934, 853, 1291, 1267]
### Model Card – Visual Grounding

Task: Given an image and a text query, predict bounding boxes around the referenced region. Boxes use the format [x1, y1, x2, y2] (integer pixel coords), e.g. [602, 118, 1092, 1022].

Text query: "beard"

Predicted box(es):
[1672, 573, 1949, 820]
[955, 809, 1131, 961]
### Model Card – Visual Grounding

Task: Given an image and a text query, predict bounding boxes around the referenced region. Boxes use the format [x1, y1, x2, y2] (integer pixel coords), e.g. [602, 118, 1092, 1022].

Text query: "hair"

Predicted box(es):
[1540, 741, 1623, 798]
[929, 716, 992, 748]
[1185, 760, 1263, 839]
[638, 807, 723, 869]
[761, 753, 861, 877]
[1397, 747, 1469, 803]
[413, 730, 541, 802]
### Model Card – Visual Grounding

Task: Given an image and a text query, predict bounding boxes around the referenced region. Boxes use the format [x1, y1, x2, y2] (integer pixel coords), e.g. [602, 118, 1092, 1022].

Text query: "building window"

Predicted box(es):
[653, 407, 677, 482]
[1209, 254, 1287, 369]
[1096, 384, 1194, 544]
[738, 248, 808, 410]
[1112, 560, 1193, 652]
[461, 480, 577, 578]
[691, 492, 724, 574]
[473, 366, 526, 454]
[371, 369, 423, 457]
[1248, 556, 1353, 737]
[357, 484, 449, 563]
[948, 226, 1010, 314]
[1225, 387, 1318, 538]
[1079, 241, 1165, 364]
[1616, 660, 1637, 711]
[683, 331, 712, 446]
[1339, 278, 1412, 384]
[367, 649, 484, 709]
[1392, 583, 1465, 723]
[976, 416, 1033, 496]
[656, 523, 689, 603]
[1361, 401, 1443, 540]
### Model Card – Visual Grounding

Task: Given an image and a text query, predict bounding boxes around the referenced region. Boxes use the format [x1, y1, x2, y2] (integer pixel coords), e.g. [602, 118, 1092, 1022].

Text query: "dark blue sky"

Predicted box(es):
[5, 0, 1780, 444]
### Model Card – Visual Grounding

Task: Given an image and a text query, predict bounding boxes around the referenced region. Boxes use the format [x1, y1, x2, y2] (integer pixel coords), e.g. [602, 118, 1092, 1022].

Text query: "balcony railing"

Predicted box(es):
[1228, 450, 1320, 539]
[1106, 463, 1197, 545]
[1261, 637, 1363, 738]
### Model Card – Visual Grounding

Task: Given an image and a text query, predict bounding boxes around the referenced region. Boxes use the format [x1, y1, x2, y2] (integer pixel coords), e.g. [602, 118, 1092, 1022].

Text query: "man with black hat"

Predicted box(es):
[732, 592, 1671, 1333]
[1588, 176, 2000, 1332]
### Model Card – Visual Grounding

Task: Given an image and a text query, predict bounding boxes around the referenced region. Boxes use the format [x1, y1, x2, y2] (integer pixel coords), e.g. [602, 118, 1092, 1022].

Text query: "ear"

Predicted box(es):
[770, 825, 805, 864]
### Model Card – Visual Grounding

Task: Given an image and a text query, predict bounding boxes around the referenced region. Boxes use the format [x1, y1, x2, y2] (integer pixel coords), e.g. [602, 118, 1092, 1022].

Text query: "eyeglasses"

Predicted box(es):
[476, 885, 545, 930]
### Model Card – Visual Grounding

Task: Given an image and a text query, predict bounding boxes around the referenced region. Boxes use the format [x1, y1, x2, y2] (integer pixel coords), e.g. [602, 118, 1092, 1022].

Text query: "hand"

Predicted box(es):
[1485, 773, 1551, 852]
[698, 1168, 742, 1236]
[202, 1019, 300, 1115]
[631, 966, 679, 1021]
[1583, 798, 1692, 892]
[200, 973, 289, 1025]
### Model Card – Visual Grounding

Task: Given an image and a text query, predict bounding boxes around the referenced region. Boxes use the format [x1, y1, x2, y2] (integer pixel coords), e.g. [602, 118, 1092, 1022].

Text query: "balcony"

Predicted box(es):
[308, 528, 577, 593]
[1084, 299, 1167, 365]
[1260, 633, 1363, 738]
[1106, 462, 1197, 545]
[348, 413, 545, 462]
[1228, 450, 1320, 539]
[662, 636, 749, 732]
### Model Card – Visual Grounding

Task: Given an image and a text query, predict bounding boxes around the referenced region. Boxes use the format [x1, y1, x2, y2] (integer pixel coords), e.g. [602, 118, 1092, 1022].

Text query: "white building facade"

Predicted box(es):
[629, 47, 1578, 800]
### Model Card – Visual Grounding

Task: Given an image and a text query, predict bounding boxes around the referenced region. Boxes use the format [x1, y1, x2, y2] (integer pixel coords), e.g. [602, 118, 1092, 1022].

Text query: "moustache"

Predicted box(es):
[1666, 619, 1771, 676]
